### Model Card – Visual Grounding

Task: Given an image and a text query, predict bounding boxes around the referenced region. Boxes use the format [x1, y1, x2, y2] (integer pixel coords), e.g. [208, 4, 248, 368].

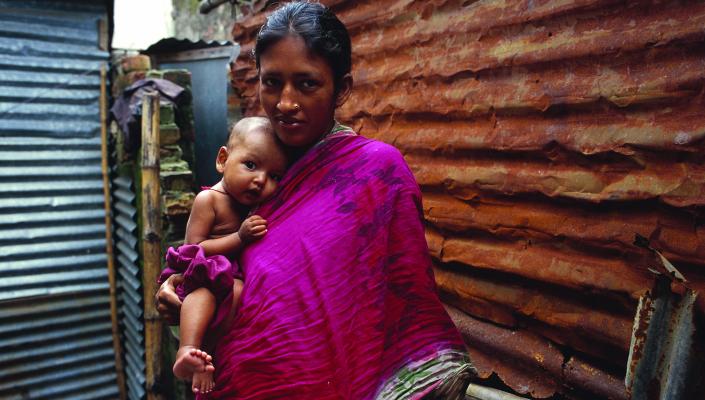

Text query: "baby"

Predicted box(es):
[160, 117, 287, 394]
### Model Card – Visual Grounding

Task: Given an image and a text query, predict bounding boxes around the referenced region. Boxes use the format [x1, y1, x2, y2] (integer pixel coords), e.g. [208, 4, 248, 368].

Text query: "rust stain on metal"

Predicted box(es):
[564, 357, 627, 400]
[446, 304, 562, 398]
[625, 277, 699, 399]
[626, 288, 655, 389]
[408, 154, 705, 207]
[423, 193, 704, 266]
[440, 235, 651, 297]
[348, 46, 705, 119]
[367, 100, 705, 155]
[232, 0, 705, 398]
[435, 266, 633, 354]
[350, 2, 705, 81]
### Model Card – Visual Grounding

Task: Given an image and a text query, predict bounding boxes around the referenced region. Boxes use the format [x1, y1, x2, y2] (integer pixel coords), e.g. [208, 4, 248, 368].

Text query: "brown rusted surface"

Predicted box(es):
[564, 357, 628, 400]
[347, 47, 705, 120]
[441, 236, 651, 297]
[349, 2, 705, 82]
[625, 288, 655, 396]
[446, 304, 563, 398]
[408, 154, 705, 207]
[435, 266, 633, 353]
[447, 304, 628, 399]
[368, 99, 705, 155]
[232, 0, 705, 398]
[423, 193, 704, 266]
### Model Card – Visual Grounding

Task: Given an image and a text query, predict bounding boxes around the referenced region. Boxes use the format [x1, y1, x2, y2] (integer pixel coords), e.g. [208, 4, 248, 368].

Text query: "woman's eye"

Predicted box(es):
[300, 80, 318, 90]
[244, 161, 256, 170]
[262, 77, 280, 87]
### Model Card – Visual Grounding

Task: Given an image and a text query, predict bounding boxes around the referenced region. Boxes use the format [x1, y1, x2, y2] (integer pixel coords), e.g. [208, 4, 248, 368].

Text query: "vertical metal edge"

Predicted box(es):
[625, 290, 653, 391]
[101, 63, 127, 400]
[660, 288, 698, 399]
[141, 93, 164, 400]
[625, 277, 699, 399]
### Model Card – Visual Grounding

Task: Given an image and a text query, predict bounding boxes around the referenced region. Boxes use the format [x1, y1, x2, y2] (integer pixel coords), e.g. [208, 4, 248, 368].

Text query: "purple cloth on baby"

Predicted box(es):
[159, 245, 241, 345]
[159, 244, 238, 303]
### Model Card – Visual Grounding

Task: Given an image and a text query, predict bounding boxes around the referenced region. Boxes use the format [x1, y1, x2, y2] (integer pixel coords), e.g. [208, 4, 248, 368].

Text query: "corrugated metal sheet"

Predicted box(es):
[231, 1, 705, 398]
[0, 1, 119, 399]
[113, 175, 146, 400]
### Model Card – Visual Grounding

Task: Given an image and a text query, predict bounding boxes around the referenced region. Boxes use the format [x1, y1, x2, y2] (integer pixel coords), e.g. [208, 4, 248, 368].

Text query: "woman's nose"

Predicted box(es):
[277, 83, 299, 113]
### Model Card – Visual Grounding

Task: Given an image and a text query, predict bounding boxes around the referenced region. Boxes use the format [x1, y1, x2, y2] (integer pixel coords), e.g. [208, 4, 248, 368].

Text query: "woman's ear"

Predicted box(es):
[216, 146, 229, 173]
[335, 74, 353, 107]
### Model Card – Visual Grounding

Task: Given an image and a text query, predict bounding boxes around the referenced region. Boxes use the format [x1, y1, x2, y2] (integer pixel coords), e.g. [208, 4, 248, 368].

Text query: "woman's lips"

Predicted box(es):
[277, 117, 304, 129]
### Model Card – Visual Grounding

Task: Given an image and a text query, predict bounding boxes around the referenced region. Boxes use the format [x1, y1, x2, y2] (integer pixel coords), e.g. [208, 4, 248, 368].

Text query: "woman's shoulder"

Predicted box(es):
[347, 136, 419, 187]
[323, 133, 413, 177]
[354, 136, 406, 163]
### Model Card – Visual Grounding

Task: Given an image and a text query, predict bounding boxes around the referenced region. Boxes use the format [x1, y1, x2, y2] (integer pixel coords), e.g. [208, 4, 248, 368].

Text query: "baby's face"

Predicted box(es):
[217, 129, 287, 206]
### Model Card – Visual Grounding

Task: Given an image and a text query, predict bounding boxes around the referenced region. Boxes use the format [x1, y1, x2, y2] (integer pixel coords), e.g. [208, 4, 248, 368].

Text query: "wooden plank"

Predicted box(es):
[101, 64, 127, 400]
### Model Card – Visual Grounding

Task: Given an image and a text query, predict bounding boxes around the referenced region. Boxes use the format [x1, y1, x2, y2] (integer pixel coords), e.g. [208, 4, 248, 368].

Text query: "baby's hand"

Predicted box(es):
[239, 215, 267, 243]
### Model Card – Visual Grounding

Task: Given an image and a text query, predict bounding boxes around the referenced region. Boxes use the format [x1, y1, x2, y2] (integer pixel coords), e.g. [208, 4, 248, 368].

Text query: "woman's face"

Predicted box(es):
[258, 35, 343, 149]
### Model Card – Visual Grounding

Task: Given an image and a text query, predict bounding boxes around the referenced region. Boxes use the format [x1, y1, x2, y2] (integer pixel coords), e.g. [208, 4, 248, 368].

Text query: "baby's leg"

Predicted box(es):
[192, 280, 243, 394]
[174, 287, 216, 393]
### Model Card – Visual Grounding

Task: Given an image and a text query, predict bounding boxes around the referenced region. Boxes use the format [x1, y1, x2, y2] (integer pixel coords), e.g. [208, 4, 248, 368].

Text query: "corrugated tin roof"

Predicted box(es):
[231, 1, 705, 398]
[144, 37, 233, 54]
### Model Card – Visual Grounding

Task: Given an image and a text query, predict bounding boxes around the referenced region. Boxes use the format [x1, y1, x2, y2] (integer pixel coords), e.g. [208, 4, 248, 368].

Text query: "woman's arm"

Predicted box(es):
[155, 274, 184, 325]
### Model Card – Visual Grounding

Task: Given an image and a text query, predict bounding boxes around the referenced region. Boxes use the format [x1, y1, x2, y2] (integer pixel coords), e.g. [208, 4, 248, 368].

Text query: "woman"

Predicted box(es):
[156, 2, 473, 398]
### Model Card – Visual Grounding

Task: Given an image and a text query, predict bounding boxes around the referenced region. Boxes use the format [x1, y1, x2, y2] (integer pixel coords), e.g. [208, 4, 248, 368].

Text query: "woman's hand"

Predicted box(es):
[238, 215, 268, 243]
[155, 274, 184, 325]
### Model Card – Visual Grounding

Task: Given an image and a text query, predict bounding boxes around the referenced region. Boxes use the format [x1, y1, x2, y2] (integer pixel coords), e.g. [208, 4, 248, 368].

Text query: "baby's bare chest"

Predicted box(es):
[209, 200, 244, 238]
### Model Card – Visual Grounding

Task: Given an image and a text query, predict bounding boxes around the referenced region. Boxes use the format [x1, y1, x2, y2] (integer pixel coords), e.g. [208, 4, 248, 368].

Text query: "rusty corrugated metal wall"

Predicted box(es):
[230, 1, 705, 398]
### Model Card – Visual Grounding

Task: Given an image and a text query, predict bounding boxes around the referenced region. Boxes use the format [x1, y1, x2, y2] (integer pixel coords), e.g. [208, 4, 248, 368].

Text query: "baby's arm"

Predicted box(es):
[185, 191, 268, 256]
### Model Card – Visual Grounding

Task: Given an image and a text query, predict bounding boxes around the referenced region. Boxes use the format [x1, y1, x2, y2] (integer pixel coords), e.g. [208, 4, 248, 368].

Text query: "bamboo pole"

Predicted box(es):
[100, 64, 127, 400]
[141, 92, 164, 400]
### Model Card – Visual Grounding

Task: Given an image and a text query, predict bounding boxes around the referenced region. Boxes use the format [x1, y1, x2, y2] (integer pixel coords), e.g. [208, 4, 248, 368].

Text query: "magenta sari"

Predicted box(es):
[198, 131, 466, 399]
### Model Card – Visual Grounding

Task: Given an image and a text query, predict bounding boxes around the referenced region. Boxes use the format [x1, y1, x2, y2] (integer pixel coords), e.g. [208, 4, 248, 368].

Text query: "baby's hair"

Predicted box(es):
[226, 116, 273, 149]
[254, 1, 351, 95]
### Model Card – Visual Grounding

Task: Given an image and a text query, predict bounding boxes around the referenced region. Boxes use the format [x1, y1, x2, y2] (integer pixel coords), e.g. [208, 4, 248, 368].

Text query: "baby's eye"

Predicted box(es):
[244, 161, 256, 170]
[270, 174, 282, 182]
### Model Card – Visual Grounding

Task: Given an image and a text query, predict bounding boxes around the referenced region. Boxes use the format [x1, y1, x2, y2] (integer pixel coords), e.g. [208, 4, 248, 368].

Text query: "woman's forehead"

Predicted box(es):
[258, 36, 332, 76]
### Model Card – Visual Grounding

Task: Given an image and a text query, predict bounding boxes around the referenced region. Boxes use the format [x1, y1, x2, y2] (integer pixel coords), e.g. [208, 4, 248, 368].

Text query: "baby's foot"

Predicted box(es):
[173, 346, 214, 380]
[192, 367, 215, 395]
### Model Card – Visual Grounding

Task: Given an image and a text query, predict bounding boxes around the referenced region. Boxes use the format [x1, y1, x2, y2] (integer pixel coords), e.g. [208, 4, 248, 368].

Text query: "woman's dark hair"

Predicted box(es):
[254, 1, 352, 94]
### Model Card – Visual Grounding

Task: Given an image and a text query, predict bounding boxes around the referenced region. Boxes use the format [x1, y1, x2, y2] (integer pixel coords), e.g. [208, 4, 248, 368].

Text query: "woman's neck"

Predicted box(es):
[287, 119, 340, 161]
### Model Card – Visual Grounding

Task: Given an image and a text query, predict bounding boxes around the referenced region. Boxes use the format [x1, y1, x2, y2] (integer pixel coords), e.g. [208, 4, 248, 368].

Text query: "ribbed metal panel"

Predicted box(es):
[113, 175, 146, 400]
[232, 1, 705, 398]
[0, 1, 118, 399]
